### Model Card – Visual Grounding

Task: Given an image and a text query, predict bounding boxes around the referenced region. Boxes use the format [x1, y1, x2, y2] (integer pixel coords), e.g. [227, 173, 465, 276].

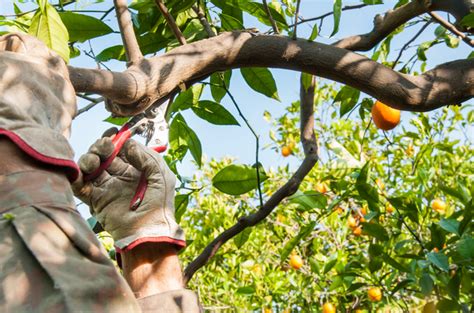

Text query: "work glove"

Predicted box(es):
[72, 131, 185, 253]
[0, 33, 78, 180]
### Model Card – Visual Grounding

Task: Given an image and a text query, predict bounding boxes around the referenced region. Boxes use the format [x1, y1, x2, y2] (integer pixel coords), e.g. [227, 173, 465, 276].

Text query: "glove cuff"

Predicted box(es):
[115, 236, 186, 253]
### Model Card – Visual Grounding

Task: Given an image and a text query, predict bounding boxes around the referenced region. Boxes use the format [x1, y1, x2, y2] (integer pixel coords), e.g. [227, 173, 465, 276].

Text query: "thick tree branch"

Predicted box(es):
[333, 1, 427, 51]
[183, 74, 318, 285]
[113, 0, 143, 65]
[334, 0, 473, 51]
[69, 32, 474, 115]
[429, 11, 474, 47]
[155, 0, 187, 45]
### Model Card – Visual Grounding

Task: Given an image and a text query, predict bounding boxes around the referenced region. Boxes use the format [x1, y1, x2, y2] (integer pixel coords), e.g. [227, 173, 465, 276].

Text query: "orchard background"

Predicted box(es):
[1, 0, 473, 312]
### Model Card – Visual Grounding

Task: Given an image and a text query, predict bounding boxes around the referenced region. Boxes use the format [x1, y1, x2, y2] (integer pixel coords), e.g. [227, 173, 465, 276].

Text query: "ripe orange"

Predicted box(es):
[386, 205, 394, 214]
[433, 247, 439, 253]
[289, 254, 303, 270]
[353, 226, 362, 236]
[368, 287, 382, 302]
[281, 146, 292, 157]
[360, 206, 368, 215]
[322, 302, 336, 313]
[263, 308, 272, 313]
[431, 199, 447, 214]
[371, 100, 401, 131]
[334, 207, 344, 214]
[316, 182, 328, 194]
[347, 216, 358, 228]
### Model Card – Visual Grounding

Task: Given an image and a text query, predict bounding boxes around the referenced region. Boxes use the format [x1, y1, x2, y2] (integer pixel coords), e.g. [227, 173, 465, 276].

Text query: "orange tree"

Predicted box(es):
[1, 0, 473, 311]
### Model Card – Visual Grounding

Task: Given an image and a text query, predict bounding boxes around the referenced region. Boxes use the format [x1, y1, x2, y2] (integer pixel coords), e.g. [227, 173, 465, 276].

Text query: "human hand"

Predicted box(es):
[72, 131, 185, 251]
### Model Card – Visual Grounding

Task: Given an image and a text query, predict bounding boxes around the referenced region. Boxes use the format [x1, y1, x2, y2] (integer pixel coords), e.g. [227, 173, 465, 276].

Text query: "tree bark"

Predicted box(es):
[69, 31, 474, 115]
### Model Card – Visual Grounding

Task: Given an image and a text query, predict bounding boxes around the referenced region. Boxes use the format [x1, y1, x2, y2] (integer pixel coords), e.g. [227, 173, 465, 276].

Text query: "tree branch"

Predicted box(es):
[289, 4, 368, 29]
[155, 0, 187, 45]
[68, 32, 474, 116]
[74, 96, 105, 118]
[392, 21, 432, 69]
[262, 0, 279, 34]
[292, 0, 301, 40]
[183, 73, 318, 285]
[113, 0, 143, 66]
[192, 5, 216, 37]
[333, 1, 427, 51]
[429, 11, 474, 48]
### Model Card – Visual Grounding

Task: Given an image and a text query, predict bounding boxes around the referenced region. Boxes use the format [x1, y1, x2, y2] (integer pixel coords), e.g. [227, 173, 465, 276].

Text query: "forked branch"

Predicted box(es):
[155, 0, 187, 45]
[183, 74, 319, 285]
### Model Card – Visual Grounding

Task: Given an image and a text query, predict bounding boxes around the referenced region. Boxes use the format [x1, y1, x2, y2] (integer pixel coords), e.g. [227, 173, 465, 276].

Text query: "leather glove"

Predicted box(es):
[0, 33, 78, 180]
[72, 132, 185, 252]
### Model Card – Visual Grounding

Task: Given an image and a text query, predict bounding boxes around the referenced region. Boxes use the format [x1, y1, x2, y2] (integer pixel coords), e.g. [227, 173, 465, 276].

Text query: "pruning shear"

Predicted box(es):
[83, 104, 169, 210]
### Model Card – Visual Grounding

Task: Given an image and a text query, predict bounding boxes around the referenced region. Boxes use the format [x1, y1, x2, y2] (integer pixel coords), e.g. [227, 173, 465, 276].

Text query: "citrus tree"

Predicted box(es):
[1, 0, 473, 311]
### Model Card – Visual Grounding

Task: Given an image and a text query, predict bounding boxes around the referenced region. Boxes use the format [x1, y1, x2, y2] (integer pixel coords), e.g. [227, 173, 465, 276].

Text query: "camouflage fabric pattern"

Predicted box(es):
[0, 170, 141, 313]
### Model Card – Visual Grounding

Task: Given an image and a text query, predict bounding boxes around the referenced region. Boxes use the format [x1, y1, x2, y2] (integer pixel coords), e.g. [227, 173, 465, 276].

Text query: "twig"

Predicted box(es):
[155, 0, 187, 45]
[183, 74, 319, 285]
[429, 11, 474, 48]
[74, 97, 105, 118]
[289, 4, 367, 28]
[100, 6, 115, 21]
[292, 0, 301, 40]
[222, 84, 263, 208]
[262, 0, 279, 34]
[192, 4, 215, 37]
[114, 0, 143, 66]
[392, 21, 432, 69]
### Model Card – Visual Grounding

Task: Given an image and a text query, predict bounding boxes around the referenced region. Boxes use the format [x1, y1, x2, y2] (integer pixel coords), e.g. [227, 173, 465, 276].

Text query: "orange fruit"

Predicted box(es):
[360, 206, 368, 215]
[263, 308, 272, 313]
[316, 183, 328, 194]
[347, 216, 358, 228]
[433, 247, 439, 253]
[334, 207, 344, 214]
[281, 146, 292, 157]
[386, 205, 394, 214]
[359, 217, 366, 223]
[368, 287, 382, 302]
[371, 100, 401, 131]
[353, 226, 362, 236]
[431, 199, 446, 214]
[322, 302, 336, 313]
[289, 254, 303, 270]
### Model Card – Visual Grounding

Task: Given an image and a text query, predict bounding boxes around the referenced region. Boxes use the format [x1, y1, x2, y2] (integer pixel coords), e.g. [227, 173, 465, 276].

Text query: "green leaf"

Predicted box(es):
[212, 164, 268, 195]
[456, 236, 474, 261]
[287, 191, 327, 211]
[439, 219, 460, 236]
[104, 116, 129, 126]
[59, 12, 113, 42]
[331, 0, 342, 37]
[356, 164, 379, 212]
[236, 286, 255, 295]
[436, 299, 461, 311]
[169, 114, 202, 166]
[361, 222, 389, 241]
[323, 254, 338, 274]
[460, 12, 474, 28]
[368, 243, 384, 257]
[420, 273, 434, 296]
[280, 221, 316, 262]
[382, 253, 410, 272]
[234, 227, 252, 248]
[95, 45, 126, 62]
[210, 71, 232, 103]
[191, 100, 239, 125]
[439, 183, 471, 204]
[427, 252, 449, 272]
[301, 73, 314, 92]
[168, 84, 205, 118]
[220, 13, 244, 30]
[308, 24, 318, 41]
[175, 194, 189, 223]
[28, 3, 69, 62]
[334, 85, 361, 117]
[240, 67, 280, 101]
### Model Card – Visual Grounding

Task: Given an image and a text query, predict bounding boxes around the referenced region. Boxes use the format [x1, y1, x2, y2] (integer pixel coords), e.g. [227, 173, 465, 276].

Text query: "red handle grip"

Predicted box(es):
[83, 125, 133, 182]
[129, 146, 167, 210]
